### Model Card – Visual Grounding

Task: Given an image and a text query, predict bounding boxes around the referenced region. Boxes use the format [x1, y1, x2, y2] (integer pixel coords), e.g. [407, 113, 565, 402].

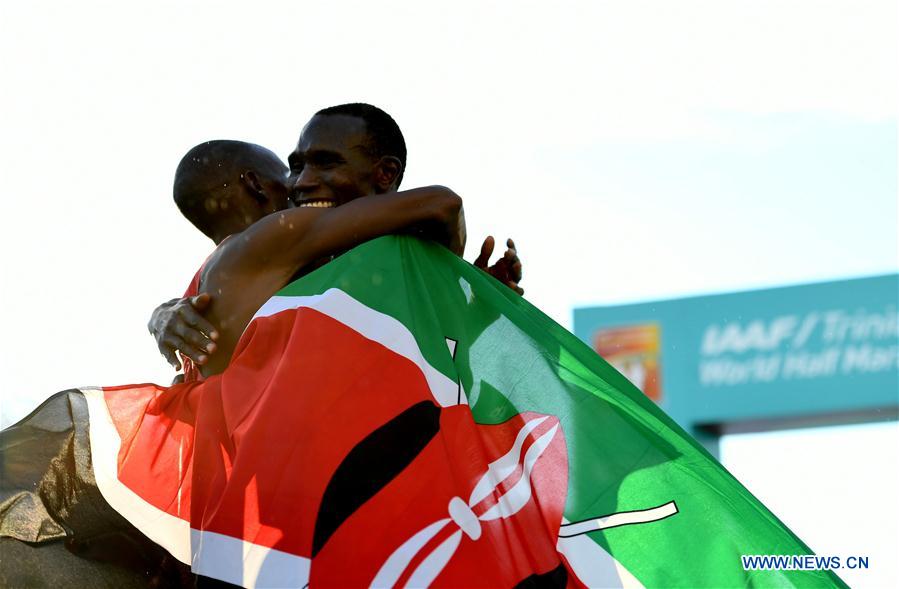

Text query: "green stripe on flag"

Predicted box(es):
[276, 236, 846, 588]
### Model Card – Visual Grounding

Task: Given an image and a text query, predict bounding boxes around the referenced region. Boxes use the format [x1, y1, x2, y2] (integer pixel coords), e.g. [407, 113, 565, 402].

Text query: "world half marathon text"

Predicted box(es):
[698, 305, 898, 387]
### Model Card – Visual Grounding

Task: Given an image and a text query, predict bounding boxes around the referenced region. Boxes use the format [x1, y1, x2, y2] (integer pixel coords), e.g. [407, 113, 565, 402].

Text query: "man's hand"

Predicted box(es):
[473, 236, 524, 295]
[449, 203, 467, 257]
[147, 293, 219, 370]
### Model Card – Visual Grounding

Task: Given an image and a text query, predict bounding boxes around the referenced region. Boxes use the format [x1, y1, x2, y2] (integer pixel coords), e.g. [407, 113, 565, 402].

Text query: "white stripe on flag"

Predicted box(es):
[82, 387, 312, 588]
[190, 528, 310, 588]
[556, 529, 645, 589]
[252, 288, 463, 407]
[81, 387, 193, 564]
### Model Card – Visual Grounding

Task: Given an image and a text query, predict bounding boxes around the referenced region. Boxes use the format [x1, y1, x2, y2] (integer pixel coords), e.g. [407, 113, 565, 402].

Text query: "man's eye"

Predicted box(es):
[308, 154, 341, 168]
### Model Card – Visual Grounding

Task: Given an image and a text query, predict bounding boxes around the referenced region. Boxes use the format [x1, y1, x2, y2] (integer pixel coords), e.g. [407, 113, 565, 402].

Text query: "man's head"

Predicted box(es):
[174, 140, 289, 244]
[289, 103, 406, 208]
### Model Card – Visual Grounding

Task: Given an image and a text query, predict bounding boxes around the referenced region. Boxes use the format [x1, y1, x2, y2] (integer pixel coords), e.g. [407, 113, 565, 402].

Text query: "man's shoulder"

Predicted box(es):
[191, 237, 235, 294]
[183, 266, 203, 298]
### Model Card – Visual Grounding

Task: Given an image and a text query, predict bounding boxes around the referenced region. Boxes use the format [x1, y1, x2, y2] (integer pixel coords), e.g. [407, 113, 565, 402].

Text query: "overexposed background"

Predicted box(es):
[1, 1, 896, 586]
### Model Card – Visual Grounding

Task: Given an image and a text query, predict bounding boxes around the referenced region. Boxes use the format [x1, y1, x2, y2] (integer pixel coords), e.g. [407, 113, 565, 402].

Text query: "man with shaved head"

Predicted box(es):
[150, 103, 522, 376]
[173, 140, 291, 245]
[169, 138, 467, 377]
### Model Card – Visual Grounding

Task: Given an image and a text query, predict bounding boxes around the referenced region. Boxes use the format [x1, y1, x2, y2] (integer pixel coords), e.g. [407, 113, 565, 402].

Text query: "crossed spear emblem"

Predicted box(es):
[370, 416, 679, 587]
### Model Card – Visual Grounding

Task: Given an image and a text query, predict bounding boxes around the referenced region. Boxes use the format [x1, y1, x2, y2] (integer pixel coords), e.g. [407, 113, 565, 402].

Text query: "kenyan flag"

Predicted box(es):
[5, 236, 846, 588]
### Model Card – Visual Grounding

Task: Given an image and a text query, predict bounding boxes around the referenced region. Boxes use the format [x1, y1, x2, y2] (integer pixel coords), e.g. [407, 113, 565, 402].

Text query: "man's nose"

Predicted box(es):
[292, 167, 319, 193]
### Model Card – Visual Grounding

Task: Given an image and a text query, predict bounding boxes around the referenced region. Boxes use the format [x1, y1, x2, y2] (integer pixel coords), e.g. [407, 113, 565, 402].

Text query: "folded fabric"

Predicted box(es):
[1, 237, 845, 588]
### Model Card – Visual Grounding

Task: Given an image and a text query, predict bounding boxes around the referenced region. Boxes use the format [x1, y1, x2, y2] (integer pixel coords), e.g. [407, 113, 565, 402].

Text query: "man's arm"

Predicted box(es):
[194, 186, 465, 377]
[207, 185, 465, 292]
[148, 189, 529, 370]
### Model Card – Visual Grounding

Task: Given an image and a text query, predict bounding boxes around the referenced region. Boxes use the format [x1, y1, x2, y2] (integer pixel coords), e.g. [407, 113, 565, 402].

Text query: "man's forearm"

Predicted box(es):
[294, 186, 464, 263]
[224, 186, 465, 283]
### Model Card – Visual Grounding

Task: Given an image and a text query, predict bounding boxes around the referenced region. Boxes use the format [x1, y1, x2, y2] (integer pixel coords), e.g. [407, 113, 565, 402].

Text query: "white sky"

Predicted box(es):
[1, 1, 897, 586]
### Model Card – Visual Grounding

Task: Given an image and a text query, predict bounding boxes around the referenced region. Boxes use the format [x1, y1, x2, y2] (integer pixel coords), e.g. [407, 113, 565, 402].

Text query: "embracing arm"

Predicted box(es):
[192, 186, 464, 377]
[217, 185, 465, 283]
[146, 187, 463, 372]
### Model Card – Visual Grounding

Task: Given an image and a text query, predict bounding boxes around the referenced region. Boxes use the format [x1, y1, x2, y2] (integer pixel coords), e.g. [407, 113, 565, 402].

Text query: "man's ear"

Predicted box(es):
[242, 170, 268, 204]
[373, 156, 402, 192]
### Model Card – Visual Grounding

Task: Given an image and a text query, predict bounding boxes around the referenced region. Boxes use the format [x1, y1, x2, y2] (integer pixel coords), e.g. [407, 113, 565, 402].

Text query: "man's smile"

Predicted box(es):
[298, 200, 336, 208]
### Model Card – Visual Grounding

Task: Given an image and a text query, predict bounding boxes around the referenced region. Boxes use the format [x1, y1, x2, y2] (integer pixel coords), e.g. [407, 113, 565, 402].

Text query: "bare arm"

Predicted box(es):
[196, 186, 464, 376]
[210, 186, 464, 289]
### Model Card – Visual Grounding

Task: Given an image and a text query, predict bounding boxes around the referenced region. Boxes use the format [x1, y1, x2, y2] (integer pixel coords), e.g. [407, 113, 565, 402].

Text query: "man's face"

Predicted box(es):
[288, 114, 378, 208]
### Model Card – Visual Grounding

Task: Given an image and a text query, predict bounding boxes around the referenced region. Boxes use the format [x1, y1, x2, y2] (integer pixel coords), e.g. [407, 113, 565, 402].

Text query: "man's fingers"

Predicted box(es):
[150, 294, 216, 369]
[178, 304, 219, 341]
[175, 321, 217, 354]
[505, 238, 522, 283]
[160, 345, 182, 371]
[475, 236, 523, 296]
[473, 236, 495, 268]
[190, 293, 212, 310]
[498, 246, 522, 283]
[163, 334, 209, 366]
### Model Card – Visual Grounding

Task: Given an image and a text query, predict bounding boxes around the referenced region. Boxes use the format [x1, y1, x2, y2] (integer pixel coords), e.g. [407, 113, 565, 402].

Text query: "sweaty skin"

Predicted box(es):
[196, 186, 464, 377]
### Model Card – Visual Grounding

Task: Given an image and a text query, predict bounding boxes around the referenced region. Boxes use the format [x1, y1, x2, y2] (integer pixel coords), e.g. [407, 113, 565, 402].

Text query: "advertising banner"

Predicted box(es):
[574, 275, 898, 433]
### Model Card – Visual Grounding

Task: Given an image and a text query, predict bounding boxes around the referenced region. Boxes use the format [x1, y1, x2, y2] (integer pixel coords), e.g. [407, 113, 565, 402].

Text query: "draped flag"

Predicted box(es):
[2, 236, 845, 588]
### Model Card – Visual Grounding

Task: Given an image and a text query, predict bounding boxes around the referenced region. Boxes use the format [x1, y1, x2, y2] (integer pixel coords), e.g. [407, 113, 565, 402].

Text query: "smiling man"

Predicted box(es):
[151, 103, 523, 374]
[290, 104, 407, 208]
